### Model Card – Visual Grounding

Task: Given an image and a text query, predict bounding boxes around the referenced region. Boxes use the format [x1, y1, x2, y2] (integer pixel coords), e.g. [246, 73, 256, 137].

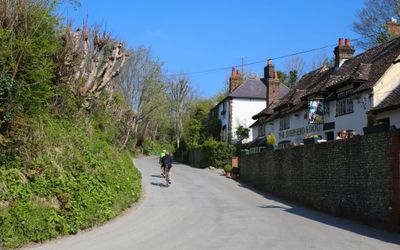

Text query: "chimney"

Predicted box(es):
[388, 21, 400, 38]
[334, 37, 355, 68]
[229, 67, 243, 93]
[264, 58, 275, 79]
[264, 59, 281, 106]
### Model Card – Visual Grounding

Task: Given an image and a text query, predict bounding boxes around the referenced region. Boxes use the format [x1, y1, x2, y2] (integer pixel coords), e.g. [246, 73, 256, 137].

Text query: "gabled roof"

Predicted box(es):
[306, 37, 400, 97]
[370, 84, 400, 113]
[252, 101, 278, 119]
[228, 78, 266, 99]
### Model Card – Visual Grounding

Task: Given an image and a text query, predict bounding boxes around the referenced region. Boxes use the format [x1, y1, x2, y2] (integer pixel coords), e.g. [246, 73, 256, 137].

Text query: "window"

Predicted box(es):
[258, 124, 265, 137]
[336, 90, 353, 116]
[221, 102, 227, 115]
[279, 116, 290, 130]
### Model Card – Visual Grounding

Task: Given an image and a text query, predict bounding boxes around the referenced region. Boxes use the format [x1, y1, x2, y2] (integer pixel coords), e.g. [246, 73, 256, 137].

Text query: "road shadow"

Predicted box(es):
[150, 182, 168, 188]
[236, 181, 400, 245]
[151, 174, 164, 178]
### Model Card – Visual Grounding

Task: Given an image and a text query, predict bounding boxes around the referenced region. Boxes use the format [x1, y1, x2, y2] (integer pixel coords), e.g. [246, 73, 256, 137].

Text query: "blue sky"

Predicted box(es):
[60, 0, 365, 97]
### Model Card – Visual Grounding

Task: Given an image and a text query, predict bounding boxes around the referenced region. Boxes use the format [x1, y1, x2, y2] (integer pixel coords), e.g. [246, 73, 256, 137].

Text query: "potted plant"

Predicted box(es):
[231, 167, 240, 179]
[224, 164, 232, 178]
[266, 133, 278, 150]
[303, 134, 319, 144]
[363, 113, 390, 134]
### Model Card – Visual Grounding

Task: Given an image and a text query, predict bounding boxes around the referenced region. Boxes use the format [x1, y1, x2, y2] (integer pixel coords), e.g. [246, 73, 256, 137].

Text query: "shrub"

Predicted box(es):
[231, 167, 239, 175]
[266, 133, 277, 145]
[0, 115, 141, 248]
[200, 137, 232, 168]
[224, 164, 232, 173]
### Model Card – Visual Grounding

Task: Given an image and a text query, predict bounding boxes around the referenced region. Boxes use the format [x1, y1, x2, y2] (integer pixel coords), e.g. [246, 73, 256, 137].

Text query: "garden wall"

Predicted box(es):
[239, 130, 400, 230]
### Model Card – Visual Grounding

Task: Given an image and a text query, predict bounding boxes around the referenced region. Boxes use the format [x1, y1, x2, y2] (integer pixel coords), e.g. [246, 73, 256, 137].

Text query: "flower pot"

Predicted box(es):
[226, 172, 232, 178]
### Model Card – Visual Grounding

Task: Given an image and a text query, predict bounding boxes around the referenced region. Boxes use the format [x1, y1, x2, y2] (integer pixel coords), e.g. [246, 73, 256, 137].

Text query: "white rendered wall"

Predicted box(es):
[373, 62, 400, 107]
[324, 91, 371, 136]
[376, 109, 400, 128]
[231, 98, 266, 143]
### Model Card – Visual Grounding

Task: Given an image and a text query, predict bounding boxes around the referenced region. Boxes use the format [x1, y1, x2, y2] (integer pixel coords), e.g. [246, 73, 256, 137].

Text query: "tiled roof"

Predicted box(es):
[252, 101, 278, 119]
[307, 37, 400, 96]
[228, 79, 266, 99]
[370, 84, 400, 113]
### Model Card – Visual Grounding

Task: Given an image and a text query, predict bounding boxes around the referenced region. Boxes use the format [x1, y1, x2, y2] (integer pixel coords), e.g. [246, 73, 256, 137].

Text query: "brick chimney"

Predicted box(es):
[388, 21, 400, 38]
[229, 67, 243, 93]
[264, 59, 281, 106]
[334, 38, 355, 68]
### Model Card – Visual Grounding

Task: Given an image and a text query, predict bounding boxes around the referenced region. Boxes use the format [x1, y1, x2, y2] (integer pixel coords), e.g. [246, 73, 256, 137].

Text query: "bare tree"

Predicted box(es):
[168, 75, 193, 149]
[311, 51, 329, 70]
[284, 55, 305, 77]
[116, 47, 165, 149]
[58, 24, 129, 99]
[353, 0, 400, 49]
[283, 55, 305, 89]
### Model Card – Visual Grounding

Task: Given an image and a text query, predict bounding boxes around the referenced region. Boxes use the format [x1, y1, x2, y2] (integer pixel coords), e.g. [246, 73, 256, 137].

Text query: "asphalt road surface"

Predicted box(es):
[27, 156, 400, 250]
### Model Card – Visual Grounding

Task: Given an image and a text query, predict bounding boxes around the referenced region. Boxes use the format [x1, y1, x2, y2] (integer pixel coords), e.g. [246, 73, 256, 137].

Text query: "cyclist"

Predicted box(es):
[159, 149, 166, 176]
[161, 151, 173, 185]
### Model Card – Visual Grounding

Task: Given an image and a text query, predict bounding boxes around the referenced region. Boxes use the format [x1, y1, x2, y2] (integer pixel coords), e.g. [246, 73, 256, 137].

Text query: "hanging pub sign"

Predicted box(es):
[308, 100, 324, 124]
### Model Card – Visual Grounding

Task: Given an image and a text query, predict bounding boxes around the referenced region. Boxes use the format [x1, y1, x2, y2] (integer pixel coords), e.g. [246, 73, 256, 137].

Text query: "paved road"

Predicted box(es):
[27, 156, 400, 250]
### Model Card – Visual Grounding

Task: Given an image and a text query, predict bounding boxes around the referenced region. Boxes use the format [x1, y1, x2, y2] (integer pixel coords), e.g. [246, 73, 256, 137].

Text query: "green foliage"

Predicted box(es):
[182, 100, 213, 148]
[0, 115, 141, 248]
[206, 115, 222, 140]
[224, 164, 232, 173]
[231, 167, 239, 176]
[367, 113, 378, 126]
[235, 125, 249, 143]
[200, 137, 232, 169]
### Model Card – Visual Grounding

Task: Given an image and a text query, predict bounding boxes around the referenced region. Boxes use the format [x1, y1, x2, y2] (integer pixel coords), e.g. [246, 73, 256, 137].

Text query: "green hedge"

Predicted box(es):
[200, 138, 232, 168]
[0, 116, 141, 248]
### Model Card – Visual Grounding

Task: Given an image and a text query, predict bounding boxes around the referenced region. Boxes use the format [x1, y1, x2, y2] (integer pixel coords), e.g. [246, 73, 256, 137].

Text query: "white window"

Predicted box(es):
[336, 90, 353, 116]
[280, 116, 290, 130]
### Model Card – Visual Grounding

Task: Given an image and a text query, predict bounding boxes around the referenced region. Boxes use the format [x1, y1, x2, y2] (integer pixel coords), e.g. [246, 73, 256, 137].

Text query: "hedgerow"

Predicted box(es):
[0, 115, 141, 248]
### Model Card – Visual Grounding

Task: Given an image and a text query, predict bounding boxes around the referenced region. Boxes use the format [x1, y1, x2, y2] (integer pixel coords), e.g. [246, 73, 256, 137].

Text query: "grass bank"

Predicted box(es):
[0, 114, 141, 248]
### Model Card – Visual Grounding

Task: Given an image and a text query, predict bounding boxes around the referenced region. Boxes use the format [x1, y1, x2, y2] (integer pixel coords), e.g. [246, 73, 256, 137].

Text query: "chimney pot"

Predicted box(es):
[338, 38, 344, 46]
[231, 67, 235, 76]
[268, 58, 271, 65]
[236, 69, 240, 76]
[345, 38, 350, 46]
[274, 72, 279, 79]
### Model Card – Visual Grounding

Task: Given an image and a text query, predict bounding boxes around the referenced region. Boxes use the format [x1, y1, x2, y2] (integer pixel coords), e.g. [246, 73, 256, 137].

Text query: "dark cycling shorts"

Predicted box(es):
[166, 164, 172, 170]
[161, 163, 166, 168]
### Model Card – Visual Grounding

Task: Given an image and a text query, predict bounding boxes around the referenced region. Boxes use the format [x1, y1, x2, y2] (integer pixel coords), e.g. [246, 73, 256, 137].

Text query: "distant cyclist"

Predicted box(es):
[159, 149, 166, 176]
[161, 151, 173, 185]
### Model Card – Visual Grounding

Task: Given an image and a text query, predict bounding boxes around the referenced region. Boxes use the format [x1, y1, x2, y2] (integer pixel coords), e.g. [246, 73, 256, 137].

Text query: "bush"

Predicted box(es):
[0, 115, 141, 248]
[231, 167, 239, 175]
[266, 133, 277, 145]
[200, 138, 232, 168]
[224, 164, 232, 173]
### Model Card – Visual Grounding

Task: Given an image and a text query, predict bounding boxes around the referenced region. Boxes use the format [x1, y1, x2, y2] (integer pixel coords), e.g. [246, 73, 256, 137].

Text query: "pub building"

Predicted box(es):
[249, 35, 400, 153]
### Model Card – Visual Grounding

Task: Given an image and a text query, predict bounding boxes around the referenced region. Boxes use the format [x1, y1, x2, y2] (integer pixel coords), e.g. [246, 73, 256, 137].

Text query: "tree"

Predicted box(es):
[235, 125, 249, 144]
[353, 0, 400, 49]
[58, 24, 129, 100]
[116, 46, 165, 149]
[168, 74, 193, 149]
[233, 124, 249, 155]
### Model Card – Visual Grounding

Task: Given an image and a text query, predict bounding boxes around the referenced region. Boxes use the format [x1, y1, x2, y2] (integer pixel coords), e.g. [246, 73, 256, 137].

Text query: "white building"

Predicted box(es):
[249, 36, 400, 151]
[209, 68, 288, 143]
